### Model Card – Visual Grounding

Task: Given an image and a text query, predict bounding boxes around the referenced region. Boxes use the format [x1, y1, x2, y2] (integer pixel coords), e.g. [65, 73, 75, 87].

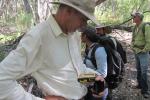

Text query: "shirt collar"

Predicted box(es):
[136, 22, 144, 29]
[47, 14, 65, 37]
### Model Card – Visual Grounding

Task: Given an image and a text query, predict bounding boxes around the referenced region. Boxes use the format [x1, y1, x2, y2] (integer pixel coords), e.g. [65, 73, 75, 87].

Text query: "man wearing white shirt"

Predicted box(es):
[0, 0, 103, 100]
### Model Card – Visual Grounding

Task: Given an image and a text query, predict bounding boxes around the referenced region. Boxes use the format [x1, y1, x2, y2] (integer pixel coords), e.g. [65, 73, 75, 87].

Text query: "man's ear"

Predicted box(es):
[81, 34, 86, 38]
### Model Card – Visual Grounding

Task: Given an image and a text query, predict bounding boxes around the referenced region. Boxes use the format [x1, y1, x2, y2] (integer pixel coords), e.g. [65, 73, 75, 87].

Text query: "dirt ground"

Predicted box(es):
[110, 30, 150, 100]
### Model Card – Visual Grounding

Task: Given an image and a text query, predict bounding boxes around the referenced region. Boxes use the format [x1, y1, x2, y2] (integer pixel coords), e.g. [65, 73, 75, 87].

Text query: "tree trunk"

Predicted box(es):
[23, 0, 32, 14]
[38, 0, 49, 22]
[96, 0, 107, 5]
[37, 0, 53, 22]
[31, 0, 39, 24]
[0, 0, 5, 17]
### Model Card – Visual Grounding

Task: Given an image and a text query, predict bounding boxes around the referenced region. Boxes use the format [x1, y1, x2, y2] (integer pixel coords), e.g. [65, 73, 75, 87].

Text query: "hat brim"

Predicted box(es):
[49, 1, 99, 25]
[131, 13, 143, 18]
[131, 14, 136, 17]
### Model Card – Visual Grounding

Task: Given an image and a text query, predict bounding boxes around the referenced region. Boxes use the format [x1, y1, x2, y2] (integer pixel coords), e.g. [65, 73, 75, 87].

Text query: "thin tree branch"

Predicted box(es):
[112, 10, 150, 32]
[96, 0, 107, 5]
[137, 0, 145, 11]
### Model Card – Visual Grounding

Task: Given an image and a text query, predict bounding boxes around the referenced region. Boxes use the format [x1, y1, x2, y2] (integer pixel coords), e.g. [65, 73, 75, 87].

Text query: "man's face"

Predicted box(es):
[96, 28, 105, 35]
[133, 16, 142, 24]
[66, 10, 88, 33]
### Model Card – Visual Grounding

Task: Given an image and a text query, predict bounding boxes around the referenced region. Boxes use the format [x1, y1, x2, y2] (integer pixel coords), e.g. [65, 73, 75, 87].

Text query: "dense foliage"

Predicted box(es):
[95, 0, 150, 25]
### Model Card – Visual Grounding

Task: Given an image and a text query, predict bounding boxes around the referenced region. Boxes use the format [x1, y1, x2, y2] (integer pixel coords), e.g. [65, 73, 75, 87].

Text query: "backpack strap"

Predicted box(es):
[116, 40, 127, 63]
[90, 44, 100, 69]
[142, 23, 146, 35]
[106, 36, 117, 50]
[110, 37, 117, 49]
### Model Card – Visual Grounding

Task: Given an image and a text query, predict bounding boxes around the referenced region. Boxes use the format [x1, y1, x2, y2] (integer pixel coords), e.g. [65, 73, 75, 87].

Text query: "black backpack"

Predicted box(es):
[86, 36, 126, 89]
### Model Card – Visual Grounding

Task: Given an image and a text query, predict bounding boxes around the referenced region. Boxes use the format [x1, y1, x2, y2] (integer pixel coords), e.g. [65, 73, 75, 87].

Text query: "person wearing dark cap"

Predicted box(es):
[81, 27, 107, 82]
[0, 0, 104, 100]
[95, 25, 116, 48]
[81, 27, 108, 100]
[96, 25, 127, 100]
[96, 25, 127, 63]
[131, 12, 150, 98]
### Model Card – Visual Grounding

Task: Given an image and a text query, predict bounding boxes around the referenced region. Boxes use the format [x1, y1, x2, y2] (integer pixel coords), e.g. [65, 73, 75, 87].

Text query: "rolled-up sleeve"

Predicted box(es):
[0, 26, 44, 100]
[95, 47, 107, 78]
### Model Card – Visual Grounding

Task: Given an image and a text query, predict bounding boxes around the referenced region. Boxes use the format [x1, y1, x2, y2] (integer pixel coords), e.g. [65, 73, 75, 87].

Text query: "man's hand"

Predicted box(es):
[95, 75, 104, 81]
[45, 96, 66, 100]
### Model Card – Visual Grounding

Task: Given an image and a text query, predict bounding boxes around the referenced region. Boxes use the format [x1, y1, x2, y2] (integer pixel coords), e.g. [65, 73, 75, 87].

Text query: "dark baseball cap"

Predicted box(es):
[131, 12, 144, 19]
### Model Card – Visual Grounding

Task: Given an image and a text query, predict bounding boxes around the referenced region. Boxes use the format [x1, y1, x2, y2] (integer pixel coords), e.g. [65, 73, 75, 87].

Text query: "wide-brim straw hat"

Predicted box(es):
[96, 25, 112, 34]
[49, 0, 103, 25]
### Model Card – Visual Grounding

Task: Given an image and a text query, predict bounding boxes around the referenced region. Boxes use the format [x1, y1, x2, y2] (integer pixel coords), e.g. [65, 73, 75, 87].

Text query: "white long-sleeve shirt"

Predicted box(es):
[0, 15, 98, 100]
